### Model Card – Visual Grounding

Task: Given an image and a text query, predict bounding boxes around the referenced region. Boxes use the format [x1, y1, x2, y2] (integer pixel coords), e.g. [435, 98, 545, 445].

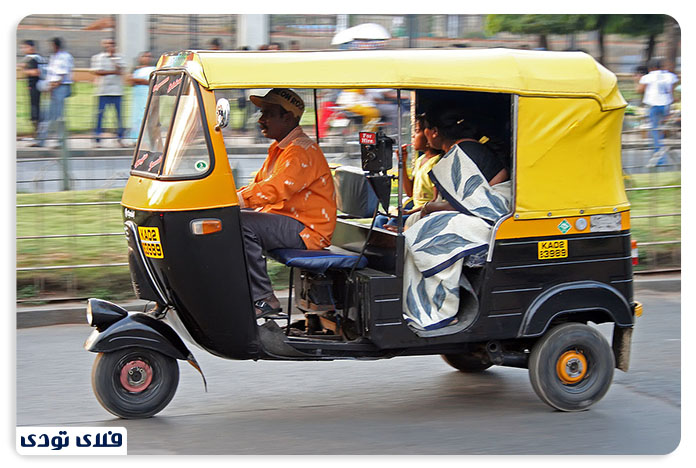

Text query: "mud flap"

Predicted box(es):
[612, 325, 633, 372]
[185, 353, 208, 392]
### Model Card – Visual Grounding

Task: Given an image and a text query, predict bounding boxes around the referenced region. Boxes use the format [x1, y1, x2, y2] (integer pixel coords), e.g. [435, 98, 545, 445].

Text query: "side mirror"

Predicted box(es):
[215, 98, 230, 130]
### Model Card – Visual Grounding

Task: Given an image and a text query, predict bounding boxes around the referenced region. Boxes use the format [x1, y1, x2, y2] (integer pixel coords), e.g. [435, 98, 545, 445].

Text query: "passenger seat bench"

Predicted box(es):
[267, 246, 368, 332]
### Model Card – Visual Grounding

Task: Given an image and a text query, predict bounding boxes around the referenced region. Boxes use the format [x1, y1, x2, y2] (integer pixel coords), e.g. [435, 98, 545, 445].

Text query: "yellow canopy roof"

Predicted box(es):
[159, 48, 626, 111]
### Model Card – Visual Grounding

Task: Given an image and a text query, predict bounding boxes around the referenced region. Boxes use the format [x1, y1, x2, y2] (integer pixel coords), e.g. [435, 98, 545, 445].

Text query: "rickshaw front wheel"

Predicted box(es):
[528, 323, 614, 412]
[441, 353, 493, 373]
[91, 347, 179, 419]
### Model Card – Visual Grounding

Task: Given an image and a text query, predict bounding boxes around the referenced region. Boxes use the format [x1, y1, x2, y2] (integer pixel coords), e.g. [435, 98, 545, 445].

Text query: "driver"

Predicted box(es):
[237, 88, 336, 318]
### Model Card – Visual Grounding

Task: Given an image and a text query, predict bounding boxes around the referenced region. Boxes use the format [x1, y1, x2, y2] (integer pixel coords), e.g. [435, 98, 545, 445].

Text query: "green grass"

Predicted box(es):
[16, 188, 131, 300]
[16, 188, 290, 300]
[624, 171, 681, 269]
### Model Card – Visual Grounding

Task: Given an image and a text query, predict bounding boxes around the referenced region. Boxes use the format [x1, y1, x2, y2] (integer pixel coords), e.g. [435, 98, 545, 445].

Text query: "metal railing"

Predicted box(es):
[16, 121, 681, 302]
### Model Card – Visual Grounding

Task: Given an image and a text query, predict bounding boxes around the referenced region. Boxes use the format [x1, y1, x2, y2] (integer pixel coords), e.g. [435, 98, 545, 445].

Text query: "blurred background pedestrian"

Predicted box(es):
[128, 51, 156, 142]
[19, 39, 45, 141]
[637, 58, 679, 166]
[34, 37, 73, 147]
[91, 38, 126, 147]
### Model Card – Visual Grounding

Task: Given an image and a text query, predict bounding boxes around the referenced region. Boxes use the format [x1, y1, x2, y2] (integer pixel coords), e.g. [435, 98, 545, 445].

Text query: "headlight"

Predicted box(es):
[86, 300, 94, 326]
[86, 298, 129, 330]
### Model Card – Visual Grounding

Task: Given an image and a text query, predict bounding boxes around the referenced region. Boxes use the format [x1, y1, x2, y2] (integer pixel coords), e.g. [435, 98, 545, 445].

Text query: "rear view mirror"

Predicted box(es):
[215, 98, 230, 130]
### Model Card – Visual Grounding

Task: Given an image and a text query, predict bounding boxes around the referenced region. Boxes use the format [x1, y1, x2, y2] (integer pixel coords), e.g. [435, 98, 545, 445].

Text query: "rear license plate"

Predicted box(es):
[138, 226, 164, 259]
[538, 239, 568, 260]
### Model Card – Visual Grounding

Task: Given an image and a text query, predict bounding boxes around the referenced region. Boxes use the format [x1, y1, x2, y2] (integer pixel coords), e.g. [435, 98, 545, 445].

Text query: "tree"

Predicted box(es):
[486, 14, 680, 72]
[664, 16, 681, 72]
[486, 14, 591, 50]
[593, 15, 609, 66]
[605, 15, 667, 65]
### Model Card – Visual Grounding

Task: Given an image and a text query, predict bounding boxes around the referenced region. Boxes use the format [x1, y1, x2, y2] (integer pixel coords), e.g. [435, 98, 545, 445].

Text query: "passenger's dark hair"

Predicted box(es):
[414, 113, 428, 131]
[423, 107, 478, 142]
[52, 37, 63, 49]
[23, 39, 35, 47]
[424, 106, 508, 168]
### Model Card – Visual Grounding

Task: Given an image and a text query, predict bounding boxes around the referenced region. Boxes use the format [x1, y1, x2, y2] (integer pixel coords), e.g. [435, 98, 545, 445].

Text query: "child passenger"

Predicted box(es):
[376, 113, 444, 229]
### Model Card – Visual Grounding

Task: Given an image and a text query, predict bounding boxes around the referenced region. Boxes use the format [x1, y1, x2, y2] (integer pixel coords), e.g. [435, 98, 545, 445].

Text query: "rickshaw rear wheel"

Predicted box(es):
[91, 347, 179, 419]
[441, 353, 493, 373]
[528, 323, 614, 412]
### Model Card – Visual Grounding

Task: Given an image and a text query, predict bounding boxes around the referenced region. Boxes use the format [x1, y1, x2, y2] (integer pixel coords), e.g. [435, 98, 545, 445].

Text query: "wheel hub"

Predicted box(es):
[120, 360, 153, 392]
[556, 350, 588, 384]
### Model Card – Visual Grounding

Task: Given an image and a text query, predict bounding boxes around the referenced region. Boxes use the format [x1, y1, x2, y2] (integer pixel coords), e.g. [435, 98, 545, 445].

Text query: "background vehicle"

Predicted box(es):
[84, 48, 640, 418]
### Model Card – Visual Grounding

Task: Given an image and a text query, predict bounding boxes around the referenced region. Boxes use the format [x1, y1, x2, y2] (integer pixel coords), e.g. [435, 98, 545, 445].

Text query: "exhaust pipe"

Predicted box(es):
[486, 341, 529, 369]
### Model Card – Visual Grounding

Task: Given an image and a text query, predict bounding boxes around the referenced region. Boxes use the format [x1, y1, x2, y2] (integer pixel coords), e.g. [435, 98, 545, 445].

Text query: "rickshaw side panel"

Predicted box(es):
[125, 206, 260, 359]
[469, 224, 634, 339]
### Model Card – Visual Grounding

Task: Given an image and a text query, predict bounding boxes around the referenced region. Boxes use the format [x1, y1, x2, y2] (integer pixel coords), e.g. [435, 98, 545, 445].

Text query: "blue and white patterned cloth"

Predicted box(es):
[403, 144, 511, 330]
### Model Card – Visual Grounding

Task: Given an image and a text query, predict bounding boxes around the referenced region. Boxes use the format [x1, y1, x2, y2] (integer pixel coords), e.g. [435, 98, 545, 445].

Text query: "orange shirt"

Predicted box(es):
[239, 126, 337, 249]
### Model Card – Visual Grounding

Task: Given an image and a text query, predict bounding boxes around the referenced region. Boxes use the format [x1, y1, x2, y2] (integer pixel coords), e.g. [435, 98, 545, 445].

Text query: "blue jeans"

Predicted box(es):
[95, 95, 124, 141]
[648, 105, 669, 152]
[375, 214, 410, 229]
[36, 84, 71, 145]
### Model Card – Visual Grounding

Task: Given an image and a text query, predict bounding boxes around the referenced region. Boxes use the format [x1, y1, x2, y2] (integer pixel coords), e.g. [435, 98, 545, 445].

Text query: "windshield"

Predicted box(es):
[132, 72, 212, 178]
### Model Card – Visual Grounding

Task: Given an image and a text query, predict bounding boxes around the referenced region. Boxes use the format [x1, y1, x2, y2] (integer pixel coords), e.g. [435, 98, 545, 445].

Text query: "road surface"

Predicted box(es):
[16, 290, 680, 455]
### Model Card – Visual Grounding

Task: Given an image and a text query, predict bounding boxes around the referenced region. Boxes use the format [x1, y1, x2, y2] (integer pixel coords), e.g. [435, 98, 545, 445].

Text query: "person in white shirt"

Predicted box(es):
[637, 58, 679, 159]
[33, 37, 73, 148]
[91, 38, 127, 147]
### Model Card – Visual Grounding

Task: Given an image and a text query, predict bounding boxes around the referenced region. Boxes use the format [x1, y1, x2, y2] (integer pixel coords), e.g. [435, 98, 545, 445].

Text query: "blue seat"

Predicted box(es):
[268, 246, 368, 274]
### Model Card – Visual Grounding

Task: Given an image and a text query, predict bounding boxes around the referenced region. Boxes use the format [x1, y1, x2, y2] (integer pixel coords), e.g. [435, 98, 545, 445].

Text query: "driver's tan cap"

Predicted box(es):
[250, 88, 305, 118]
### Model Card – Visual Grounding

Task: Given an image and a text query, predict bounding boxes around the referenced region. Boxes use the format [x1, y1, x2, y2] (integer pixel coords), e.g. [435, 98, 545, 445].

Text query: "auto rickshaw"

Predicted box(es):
[84, 48, 641, 418]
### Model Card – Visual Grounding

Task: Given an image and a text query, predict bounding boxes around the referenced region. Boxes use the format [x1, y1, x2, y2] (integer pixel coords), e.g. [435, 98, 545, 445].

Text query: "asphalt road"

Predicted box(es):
[15, 290, 680, 455]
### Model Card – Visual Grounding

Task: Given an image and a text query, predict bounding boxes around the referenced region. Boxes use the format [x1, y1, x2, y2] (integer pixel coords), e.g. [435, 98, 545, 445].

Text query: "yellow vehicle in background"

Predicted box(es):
[83, 48, 640, 418]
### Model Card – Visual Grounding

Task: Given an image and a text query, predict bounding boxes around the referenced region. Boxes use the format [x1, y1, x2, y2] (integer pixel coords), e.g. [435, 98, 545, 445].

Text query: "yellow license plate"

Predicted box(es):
[138, 226, 164, 259]
[538, 239, 568, 260]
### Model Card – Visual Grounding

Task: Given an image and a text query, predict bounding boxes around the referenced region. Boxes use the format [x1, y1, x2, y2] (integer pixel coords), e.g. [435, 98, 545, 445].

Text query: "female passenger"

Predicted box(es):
[419, 108, 509, 219]
[376, 113, 444, 229]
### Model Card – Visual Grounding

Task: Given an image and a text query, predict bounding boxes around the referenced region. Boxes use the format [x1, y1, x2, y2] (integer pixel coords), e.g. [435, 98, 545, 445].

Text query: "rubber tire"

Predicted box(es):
[528, 323, 614, 412]
[441, 353, 493, 373]
[92, 347, 179, 419]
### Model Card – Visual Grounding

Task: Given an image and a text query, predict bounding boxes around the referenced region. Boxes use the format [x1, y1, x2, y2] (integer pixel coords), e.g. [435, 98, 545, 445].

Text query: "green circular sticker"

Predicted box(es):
[194, 160, 208, 171]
